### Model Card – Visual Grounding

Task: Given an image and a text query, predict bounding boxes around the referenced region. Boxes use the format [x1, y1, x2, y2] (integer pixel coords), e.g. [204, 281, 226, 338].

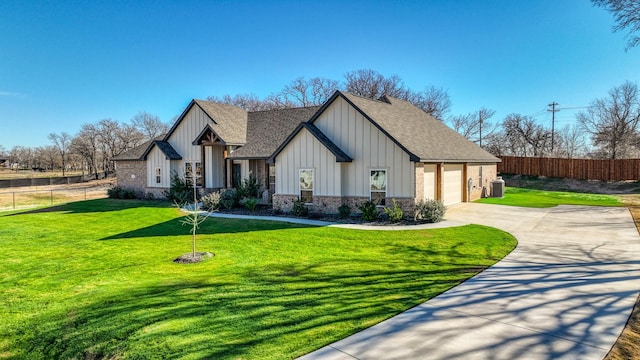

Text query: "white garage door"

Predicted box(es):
[424, 164, 436, 200]
[443, 164, 463, 206]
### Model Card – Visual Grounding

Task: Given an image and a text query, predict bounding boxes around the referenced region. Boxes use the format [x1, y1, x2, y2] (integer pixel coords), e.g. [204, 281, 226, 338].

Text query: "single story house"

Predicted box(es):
[115, 91, 500, 213]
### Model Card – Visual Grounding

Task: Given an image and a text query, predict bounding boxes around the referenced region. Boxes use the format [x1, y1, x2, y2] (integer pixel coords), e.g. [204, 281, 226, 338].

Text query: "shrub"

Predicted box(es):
[414, 199, 446, 223]
[383, 199, 404, 223]
[107, 186, 120, 198]
[358, 200, 379, 222]
[164, 172, 193, 204]
[219, 188, 237, 209]
[201, 191, 221, 210]
[107, 186, 137, 199]
[237, 174, 260, 199]
[291, 198, 309, 217]
[243, 198, 258, 211]
[338, 204, 351, 219]
[107, 186, 123, 199]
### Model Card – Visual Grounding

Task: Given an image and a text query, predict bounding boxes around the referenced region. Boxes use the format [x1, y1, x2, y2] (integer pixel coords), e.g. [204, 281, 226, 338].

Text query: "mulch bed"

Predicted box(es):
[173, 252, 214, 264]
[212, 205, 436, 226]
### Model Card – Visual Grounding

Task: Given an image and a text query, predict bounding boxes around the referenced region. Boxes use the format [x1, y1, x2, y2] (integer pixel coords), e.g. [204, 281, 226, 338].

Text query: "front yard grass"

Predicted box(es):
[475, 187, 622, 207]
[0, 199, 516, 360]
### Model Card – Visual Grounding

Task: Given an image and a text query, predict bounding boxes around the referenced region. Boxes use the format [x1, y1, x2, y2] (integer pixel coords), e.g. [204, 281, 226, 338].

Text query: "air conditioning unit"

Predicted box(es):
[491, 177, 505, 198]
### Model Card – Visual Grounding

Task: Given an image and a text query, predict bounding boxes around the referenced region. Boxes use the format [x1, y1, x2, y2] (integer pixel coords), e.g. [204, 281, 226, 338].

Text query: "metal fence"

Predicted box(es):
[498, 156, 640, 181]
[0, 187, 109, 211]
[0, 172, 110, 189]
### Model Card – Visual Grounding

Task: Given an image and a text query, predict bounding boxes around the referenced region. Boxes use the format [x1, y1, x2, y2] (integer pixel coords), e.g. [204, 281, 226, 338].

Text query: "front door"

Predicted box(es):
[232, 164, 241, 188]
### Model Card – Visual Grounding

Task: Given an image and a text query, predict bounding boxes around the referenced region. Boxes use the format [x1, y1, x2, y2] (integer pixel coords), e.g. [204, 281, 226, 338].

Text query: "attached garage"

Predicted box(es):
[423, 164, 437, 201]
[442, 164, 463, 206]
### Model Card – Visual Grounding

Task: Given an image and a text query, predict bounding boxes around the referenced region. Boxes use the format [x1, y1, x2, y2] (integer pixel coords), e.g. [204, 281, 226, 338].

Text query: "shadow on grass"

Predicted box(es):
[12, 251, 640, 360]
[100, 216, 314, 240]
[2, 198, 172, 217]
[10, 258, 489, 360]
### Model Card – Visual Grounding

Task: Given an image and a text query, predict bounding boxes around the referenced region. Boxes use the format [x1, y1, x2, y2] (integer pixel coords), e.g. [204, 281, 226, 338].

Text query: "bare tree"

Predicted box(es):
[48, 132, 72, 175]
[279, 77, 339, 106]
[72, 123, 101, 178]
[344, 69, 408, 99]
[556, 124, 589, 158]
[35, 145, 58, 170]
[9, 146, 33, 170]
[207, 93, 277, 111]
[449, 107, 496, 144]
[0, 145, 6, 157]
[118, 123, 144, 152]
[578, 81, 640, 159]
[97, 119, 124, 172]
[131, 112, 168, 140]
[593, 0, 640, 50]
[406, 86, 453, 120]
[502, 114, 552, 157]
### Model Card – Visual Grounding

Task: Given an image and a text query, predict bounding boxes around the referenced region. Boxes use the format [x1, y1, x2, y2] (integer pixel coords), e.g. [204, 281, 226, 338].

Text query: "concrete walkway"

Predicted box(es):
[298, 203, 640, 360]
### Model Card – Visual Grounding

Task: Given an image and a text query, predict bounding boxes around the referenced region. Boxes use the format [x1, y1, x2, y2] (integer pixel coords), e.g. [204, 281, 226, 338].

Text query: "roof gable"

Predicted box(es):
[164, 99, 247, 146]
[311, 91, 499, 163]
[268, 122, 352, 164]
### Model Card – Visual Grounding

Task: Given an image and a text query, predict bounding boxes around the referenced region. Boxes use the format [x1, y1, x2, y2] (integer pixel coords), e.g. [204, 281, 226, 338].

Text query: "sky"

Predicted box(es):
[1, 0, 639, 150]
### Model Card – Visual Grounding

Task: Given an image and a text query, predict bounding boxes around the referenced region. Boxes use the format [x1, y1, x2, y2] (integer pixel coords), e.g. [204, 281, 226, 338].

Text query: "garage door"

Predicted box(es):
[443, 164, 463, 206]
[424, 164, 436, 200]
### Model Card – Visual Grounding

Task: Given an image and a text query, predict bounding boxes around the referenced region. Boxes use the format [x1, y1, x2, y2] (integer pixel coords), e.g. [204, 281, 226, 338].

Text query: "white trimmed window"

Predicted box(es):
[269, 165, 276, 193]
[185, 162, 202, 187]
[299, 169, 314, 204]
[155, 168, 161, 184]
[370, 169, 387, 206]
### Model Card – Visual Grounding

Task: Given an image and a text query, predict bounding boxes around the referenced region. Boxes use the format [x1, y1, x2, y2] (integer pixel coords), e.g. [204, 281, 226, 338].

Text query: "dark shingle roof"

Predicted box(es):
[164, 100, 247, 146]
[152, 141, 182, 160]
[268, 122, 352, 164]
[113, 136, 162, 161]
[315, 91, 499, 163]
[193, 100, 247, 145]
[229, 106, 320, 159]
[112, 136, 181, 161]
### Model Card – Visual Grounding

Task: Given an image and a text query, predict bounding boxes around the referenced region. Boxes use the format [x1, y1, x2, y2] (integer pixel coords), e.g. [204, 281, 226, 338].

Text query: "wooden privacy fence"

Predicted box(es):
[498, 156, 640, 182]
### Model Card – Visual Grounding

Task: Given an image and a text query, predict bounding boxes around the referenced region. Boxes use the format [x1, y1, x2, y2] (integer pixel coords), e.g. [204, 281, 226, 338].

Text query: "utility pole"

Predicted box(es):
[548, 102, 559, 154]
[479, 110, 483, 147]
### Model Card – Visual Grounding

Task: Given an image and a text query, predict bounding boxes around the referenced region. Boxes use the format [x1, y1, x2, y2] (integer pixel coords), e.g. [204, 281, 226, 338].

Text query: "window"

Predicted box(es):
[299, 169, 313, 204]
[269, 165, 276, 193]
[370, 169, 387, 205]
[185, 162, 202, 187]
[155, 168, 161, 184]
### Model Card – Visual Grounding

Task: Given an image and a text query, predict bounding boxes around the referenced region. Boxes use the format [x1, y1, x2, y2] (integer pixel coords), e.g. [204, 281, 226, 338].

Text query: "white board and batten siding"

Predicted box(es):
[275, 127, 342, 196]
[146, 146, 170, 188]
[167, 105, 213, 176]
[205, 146, 225, 188]
[312, 97, 414, 198]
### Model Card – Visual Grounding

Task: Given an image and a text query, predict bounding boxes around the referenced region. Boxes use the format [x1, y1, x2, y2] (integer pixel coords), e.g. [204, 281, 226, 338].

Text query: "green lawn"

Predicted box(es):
[475, 187, 623, 208]
[0, 199, 516, 360]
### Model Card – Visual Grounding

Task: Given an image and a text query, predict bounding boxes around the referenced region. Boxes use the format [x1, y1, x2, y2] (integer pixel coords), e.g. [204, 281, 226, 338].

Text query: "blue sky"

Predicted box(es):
[1, 0, 638, 149]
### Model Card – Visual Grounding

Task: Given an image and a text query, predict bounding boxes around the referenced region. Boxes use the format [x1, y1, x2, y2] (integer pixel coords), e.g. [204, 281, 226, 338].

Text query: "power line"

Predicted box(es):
[556, 106, 589, 110]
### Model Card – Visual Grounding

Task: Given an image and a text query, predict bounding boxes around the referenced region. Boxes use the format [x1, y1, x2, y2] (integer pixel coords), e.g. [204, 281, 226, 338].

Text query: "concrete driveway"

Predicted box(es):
[299, 203, 640, 360]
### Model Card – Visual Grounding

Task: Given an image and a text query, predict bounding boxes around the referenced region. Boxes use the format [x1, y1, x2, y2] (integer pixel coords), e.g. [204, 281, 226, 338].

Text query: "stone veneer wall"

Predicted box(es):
[116, 161, 147, 193]
[466, 164, 497, 201]
[272, 194, 416, 217]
